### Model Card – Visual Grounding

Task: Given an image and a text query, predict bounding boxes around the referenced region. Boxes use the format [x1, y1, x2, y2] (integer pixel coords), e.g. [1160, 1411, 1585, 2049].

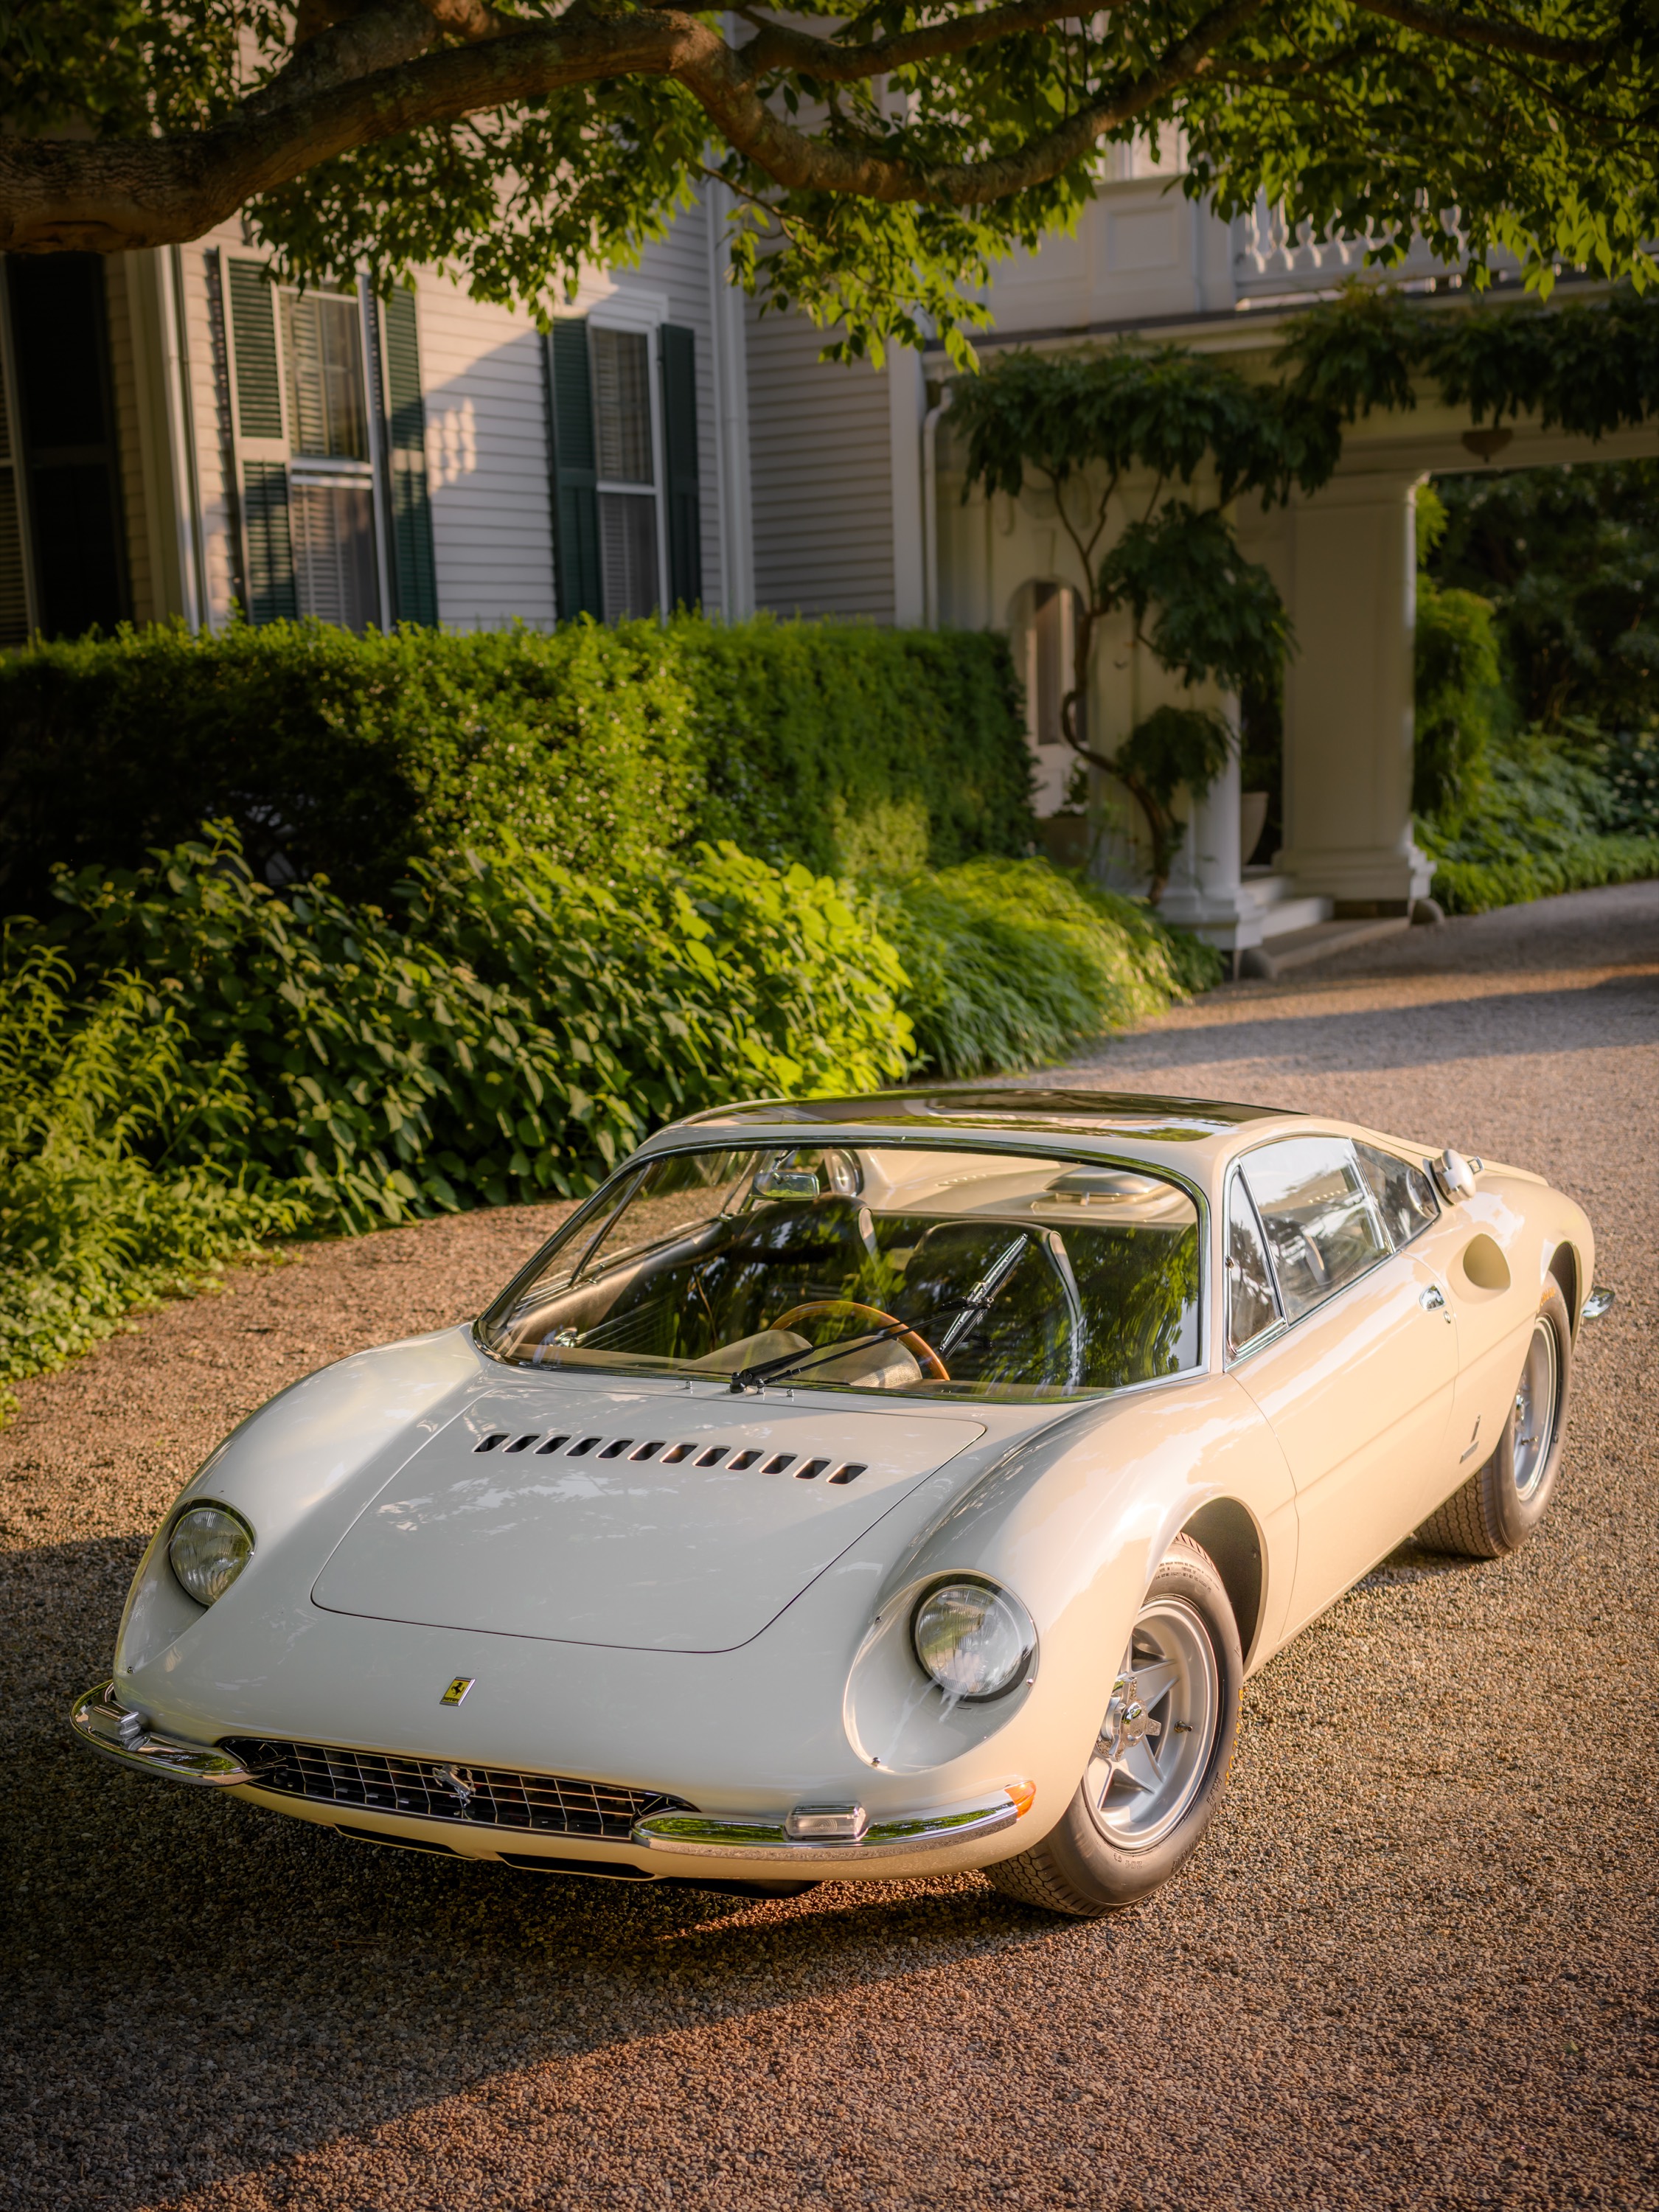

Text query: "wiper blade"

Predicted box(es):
[726, 1298, 986, 1393]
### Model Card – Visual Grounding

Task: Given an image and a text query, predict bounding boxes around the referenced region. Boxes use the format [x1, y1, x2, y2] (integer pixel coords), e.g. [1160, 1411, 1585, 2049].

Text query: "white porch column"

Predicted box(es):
[1278, 472, 1433, 913]
[1155, 730, 1266, 957]
[888, 346, 926, 626]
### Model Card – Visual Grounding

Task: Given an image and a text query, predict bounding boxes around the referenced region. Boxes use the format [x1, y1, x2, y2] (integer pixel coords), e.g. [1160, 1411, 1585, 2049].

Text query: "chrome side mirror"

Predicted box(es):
[1430, 1148, 1478, 1204]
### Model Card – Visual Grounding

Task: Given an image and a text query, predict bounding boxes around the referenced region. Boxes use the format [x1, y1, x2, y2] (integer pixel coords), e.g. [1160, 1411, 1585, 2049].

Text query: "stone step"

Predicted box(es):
[1256, 895, 1334, 939]
[1239, 917, 1411, 978]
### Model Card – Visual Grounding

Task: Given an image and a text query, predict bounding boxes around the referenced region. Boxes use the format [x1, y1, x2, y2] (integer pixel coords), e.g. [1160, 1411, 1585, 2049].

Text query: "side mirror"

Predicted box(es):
[1430, 1148, 1478, 1204]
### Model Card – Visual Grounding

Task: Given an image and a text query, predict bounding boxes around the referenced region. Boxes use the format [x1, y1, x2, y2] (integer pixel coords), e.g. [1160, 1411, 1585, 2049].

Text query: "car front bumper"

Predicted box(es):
[69, 1680, 1031, 1870]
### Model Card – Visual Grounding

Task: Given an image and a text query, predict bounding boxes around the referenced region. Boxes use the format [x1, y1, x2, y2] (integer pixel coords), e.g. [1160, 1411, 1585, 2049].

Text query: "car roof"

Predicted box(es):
[649, 1085, 1310, 1176]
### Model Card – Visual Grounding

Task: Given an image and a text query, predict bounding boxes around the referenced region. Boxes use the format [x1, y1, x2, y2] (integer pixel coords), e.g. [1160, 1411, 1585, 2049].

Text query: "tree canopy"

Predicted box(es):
[2, 0, 1658, 362]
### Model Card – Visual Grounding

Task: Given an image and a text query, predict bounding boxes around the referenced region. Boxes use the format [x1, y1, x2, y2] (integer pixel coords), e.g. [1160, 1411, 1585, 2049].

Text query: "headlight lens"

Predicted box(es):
[911, 1579, 1035, 1703]
[168, 1504, 254, 1607]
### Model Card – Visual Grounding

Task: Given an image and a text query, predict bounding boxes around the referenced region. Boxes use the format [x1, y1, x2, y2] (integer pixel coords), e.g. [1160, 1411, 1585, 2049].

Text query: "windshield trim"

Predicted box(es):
[473, 1133, 1211, 1402]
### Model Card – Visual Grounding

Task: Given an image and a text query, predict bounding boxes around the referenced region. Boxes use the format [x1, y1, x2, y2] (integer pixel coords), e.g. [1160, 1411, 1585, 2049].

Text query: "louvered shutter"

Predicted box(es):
[380, 286, 437, 625]
[227, 260, 283, 440]
[226, 258, 295, 622]
[243, 460, 298, 624]
[659, 324, 701, 611]
[548, 318, 602, 622]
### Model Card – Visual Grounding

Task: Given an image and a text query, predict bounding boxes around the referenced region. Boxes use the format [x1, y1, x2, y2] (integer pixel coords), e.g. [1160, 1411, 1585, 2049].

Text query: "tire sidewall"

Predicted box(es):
[1481, 1280, 1573, 1551]
[1033, 1540, 1243, 1909]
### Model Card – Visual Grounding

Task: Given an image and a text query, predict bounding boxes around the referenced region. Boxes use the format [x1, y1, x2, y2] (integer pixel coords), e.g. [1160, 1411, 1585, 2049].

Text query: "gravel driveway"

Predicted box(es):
[4, 882, 1656, 2212]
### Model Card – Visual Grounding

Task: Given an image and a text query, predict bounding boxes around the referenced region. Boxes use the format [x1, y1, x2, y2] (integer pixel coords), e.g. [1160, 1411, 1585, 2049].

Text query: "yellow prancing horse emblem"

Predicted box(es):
[439, 1677, 474, 1706]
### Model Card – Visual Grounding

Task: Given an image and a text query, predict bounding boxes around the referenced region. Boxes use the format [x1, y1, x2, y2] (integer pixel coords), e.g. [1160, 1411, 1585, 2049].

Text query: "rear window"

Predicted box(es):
[479, 1143, 1203, 1401]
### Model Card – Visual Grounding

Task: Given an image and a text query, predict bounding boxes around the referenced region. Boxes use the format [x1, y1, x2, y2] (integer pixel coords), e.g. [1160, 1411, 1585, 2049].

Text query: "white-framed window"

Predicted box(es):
[589, 321, 665, 622]
[280, 285, 383, 631]
[547, 302, 701, 625]
[218, 254, 437, 632]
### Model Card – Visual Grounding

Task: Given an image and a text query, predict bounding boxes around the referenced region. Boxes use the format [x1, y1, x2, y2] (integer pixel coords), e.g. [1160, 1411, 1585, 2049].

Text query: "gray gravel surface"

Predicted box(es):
[4, 881, 1656, 2212]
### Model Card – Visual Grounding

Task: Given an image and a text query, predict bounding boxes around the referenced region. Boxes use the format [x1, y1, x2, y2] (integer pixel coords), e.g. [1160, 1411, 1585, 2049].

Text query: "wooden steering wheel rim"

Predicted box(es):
[769, 1300, 950, 1382]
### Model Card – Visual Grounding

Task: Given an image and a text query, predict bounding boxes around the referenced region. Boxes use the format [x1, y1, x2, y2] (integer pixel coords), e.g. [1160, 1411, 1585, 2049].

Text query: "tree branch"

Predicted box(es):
[0, 0, 1270, 253]
[1351, 0, 1603, 66]
[736, 0, 1095, 87]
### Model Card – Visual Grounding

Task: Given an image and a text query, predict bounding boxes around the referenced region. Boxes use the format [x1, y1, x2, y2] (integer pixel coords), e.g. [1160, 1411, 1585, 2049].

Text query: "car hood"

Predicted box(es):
[310, 1383, 985, 1652]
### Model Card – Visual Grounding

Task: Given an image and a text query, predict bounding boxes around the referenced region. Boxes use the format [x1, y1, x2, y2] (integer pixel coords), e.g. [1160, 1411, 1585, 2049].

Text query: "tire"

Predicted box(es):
[987, 1534, 1242, 1918]
[1416, 1280, 1573, 1560]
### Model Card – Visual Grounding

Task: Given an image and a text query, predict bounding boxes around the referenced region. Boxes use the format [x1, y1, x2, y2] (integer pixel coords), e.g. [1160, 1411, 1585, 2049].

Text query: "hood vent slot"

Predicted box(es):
[468, 1427, 868, 1484]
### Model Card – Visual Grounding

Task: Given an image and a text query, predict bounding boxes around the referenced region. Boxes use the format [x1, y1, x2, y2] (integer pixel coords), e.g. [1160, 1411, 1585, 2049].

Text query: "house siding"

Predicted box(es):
[746, 305, 894, 621]
[417, 276, 557, 632]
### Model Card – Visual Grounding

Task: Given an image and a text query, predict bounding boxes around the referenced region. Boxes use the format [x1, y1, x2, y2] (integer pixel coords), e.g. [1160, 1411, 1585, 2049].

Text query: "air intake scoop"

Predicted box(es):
[312, 1391, 984, 1652]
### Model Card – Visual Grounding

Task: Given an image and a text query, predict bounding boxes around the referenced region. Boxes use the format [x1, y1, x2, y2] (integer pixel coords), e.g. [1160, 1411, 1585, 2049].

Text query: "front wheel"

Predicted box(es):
[987, 1534, 1242, 1918]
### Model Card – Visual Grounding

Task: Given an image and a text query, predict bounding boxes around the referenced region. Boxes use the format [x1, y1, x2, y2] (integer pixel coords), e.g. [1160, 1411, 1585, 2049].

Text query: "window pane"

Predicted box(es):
[599, 490, 658, 620]
[591, 327, 653, 484]
[291, 481, 380, 632]
[1241, 1137, 1389, 1321]
[1225, 1180, 1280, 1354]
[1354, 1142, 1440, 1250]
[283, 291, 368, 459]
[479, 1144, 1202, 1399]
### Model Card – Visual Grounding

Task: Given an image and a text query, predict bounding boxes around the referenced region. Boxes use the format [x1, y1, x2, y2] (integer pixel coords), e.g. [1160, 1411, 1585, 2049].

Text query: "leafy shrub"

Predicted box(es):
[0, 941, 309, 1417]
[44, 826, 913, 1228]
[883, 858, 1223, 1078]
[0, 616, 1034, 914]
[1414, 577, 1502, 821]
[1419, 732, 1659, 914]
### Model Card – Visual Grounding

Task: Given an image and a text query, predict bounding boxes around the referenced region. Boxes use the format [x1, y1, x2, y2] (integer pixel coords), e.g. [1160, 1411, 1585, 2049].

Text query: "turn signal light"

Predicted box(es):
[1007, 1780, 1037, 1819]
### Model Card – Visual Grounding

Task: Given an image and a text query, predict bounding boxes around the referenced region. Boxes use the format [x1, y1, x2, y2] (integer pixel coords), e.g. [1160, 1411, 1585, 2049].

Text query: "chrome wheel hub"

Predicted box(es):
[1512, 1317, 1559, 1501]
[1086, 1596, 1220, 1853]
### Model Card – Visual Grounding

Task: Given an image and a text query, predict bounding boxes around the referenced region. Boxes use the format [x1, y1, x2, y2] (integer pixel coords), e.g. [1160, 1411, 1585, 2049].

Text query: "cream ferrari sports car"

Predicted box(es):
[71, 1088, 1607, 1916]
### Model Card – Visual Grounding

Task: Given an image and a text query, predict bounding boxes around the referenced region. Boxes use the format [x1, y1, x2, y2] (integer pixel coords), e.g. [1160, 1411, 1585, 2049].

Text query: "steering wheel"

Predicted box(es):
[770, 1301, 950, 1382]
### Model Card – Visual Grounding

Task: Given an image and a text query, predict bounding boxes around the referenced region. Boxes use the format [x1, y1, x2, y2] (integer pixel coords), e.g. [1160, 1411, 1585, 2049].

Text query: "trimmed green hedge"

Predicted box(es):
[0, 616, 1034, 913]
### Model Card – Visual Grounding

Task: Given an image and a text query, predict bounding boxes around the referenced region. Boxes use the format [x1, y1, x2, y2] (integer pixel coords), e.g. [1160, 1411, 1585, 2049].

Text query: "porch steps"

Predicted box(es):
[1239, 869, 1334, 942]
[1239, 915, 1411, 979]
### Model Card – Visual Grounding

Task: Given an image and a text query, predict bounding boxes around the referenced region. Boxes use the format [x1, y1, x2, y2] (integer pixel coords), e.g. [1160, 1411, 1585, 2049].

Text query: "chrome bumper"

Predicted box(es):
[68, 1680, 261, 1787]
[631, 1793, 1021, 1865]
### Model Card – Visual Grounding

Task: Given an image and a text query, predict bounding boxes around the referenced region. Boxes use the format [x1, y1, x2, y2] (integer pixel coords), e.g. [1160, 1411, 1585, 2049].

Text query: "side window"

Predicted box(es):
[1225, 1175, 1281, 1357]
[1240, 1138, 1391, 1322]
[1355, 1142, 1440, 1249]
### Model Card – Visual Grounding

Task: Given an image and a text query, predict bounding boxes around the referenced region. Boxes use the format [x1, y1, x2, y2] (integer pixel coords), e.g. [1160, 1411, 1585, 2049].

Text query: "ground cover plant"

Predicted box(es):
[0, 827, 1214, 1416]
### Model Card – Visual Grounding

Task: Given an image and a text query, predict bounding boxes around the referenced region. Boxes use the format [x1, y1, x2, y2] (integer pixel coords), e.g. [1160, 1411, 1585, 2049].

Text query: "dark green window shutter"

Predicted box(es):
[381, 286, 438, 626]
[548, 317, 602, 622]
[227, 259, 283, 439]
[659, 323, 701, 611]
[243, 459, 297, 624]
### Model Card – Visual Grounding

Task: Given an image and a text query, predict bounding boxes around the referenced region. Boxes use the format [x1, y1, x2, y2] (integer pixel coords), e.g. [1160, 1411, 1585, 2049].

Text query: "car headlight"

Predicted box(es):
[911, 1578, 1036, 1703]
[168, 1503, 255, 1607]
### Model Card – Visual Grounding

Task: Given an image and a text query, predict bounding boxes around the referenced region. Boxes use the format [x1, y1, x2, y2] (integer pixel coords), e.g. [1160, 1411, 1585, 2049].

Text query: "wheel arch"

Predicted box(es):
[1179, 1497, 1265, 1668]
[1546, 1239, 1580, 1332]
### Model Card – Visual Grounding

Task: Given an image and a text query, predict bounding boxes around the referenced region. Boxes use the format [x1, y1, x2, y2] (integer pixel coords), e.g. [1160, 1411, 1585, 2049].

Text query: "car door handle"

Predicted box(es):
[1419, 1284, 1446, 1311]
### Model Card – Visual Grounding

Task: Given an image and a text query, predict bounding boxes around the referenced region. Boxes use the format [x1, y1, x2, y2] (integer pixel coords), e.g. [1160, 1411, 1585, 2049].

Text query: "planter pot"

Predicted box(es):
[1239, 790, 1270, 869]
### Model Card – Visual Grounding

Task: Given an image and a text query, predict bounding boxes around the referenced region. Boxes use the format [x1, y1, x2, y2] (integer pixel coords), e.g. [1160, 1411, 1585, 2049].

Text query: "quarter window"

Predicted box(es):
[1225, 1176, 1281, 1356]
[1239, 1137, 1390, 1321]
[1354, 1142, 1440, 1249]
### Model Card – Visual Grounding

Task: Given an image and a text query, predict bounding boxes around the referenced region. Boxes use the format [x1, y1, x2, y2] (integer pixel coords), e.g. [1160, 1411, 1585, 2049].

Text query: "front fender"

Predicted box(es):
[844, 1374, 1296, 1809]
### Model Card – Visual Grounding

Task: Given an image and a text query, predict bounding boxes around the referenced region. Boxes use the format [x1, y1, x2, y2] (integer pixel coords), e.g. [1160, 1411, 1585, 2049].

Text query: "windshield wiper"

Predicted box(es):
[726, 1298, 985, 1393]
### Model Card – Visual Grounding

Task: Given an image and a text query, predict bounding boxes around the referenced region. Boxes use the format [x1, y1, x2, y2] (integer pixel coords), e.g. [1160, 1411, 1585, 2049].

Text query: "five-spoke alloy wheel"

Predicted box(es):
[989, 1534, 1242, 1917]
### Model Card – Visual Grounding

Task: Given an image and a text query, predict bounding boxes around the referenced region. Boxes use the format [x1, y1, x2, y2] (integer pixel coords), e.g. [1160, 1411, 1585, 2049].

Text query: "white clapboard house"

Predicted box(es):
[2, 159, 1652, 956]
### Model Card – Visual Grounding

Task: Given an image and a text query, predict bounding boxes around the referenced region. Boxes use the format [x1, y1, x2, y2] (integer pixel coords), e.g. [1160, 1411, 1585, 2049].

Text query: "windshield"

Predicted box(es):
[479, 1143, 1203, 1402]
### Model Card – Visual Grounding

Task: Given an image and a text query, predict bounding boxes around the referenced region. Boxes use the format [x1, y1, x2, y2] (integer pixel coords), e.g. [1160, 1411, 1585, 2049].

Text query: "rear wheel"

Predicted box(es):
[987, 1535, 1242, 1918]
[1416, 1281, 1573, 1560]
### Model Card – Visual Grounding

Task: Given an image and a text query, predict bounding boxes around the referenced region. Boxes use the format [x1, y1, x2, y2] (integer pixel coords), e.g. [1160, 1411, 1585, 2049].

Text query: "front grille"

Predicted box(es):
[222, 1736, 693, 1840]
